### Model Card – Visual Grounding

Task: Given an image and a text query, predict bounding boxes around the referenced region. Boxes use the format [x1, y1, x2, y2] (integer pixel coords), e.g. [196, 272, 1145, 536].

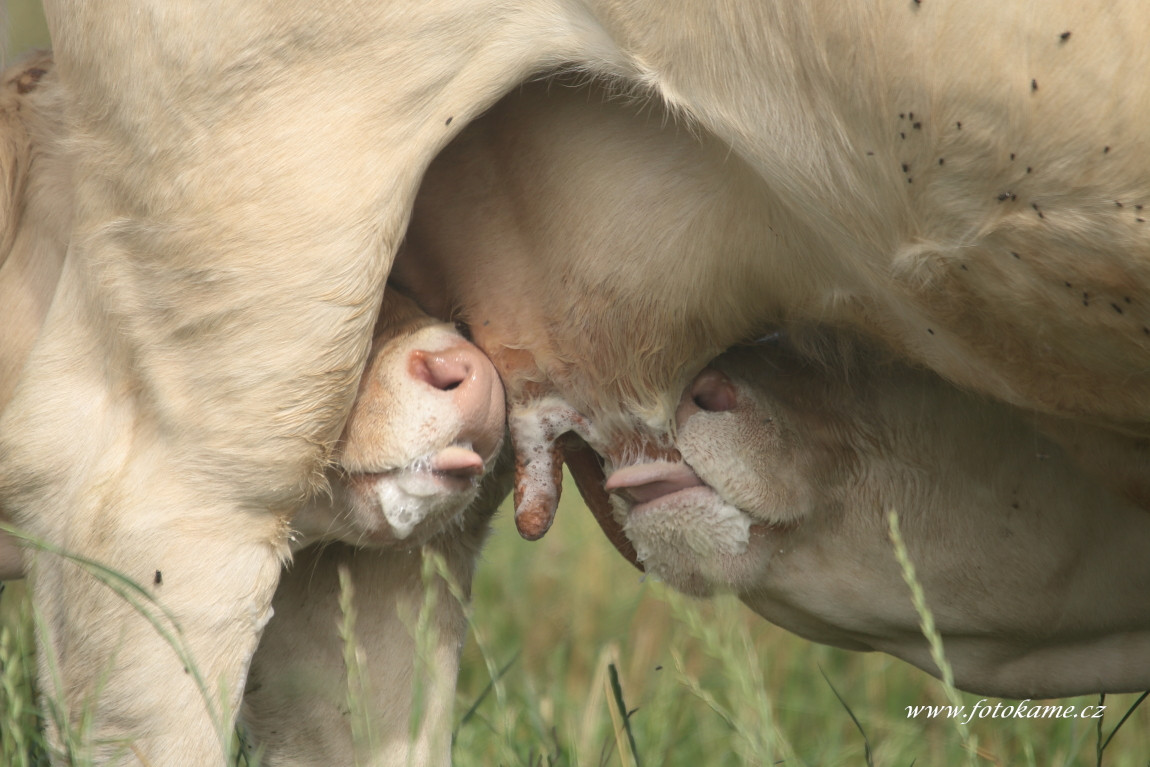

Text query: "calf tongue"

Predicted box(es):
[604, 461, 704, 504]
[429, 445, 485, 477]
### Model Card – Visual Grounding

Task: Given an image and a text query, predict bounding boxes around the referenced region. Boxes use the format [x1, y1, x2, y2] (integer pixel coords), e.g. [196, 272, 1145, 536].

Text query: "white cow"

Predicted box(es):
[5, 2, 1150, 761]
[0, 53, 509, 765]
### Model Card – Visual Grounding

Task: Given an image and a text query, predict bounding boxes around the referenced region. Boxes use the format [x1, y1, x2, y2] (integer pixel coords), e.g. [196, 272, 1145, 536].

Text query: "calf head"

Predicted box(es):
[602, 336, 1150, 696]
[293, 289, 507, 548]
[601, 338, 834, 595]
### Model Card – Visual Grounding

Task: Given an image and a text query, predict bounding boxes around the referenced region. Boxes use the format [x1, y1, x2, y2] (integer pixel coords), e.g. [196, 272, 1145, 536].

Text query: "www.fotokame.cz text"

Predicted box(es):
[906, 699, 1105, 726]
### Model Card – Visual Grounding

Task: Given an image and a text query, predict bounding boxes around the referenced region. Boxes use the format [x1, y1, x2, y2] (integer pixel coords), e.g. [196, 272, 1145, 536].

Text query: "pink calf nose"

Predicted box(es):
[408, 343, 505, 460]
[409, 348, 473, 392]
[676, 368, 738, 426]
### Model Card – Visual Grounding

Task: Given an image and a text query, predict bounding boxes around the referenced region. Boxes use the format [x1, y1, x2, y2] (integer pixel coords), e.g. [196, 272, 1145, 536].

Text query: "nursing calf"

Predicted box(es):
[612, 337, 1150, 698]
[0, 54, 508, 765]
[245, 289, 509, 767]
[245, 288, 510, 767]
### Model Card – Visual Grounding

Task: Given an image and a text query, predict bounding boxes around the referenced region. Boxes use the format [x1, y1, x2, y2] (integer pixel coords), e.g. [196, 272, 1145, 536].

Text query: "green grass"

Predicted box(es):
[4, 0, 50, 60]
[5, 474, 1149, 765]
[450, 479, 1150, 766]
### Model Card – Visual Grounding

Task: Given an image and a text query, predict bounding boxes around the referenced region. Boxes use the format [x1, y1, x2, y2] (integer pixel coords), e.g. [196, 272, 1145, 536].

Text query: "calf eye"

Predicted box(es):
[453, 319, 473, 341]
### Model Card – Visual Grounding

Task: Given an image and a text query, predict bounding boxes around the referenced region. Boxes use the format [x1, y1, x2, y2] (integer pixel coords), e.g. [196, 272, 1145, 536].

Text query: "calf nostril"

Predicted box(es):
[410, 349, 472, 392]
[690, 369, 737, 412]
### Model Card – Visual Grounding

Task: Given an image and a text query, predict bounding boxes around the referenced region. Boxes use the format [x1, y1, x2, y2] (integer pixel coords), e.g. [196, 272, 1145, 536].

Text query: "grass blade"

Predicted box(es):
[1099, 690, 1149, 759]
[607, 662, 641, 767]
[886, 510, 978, 766]
[818, 665, 873, 767]
[455, 652, 519, 735]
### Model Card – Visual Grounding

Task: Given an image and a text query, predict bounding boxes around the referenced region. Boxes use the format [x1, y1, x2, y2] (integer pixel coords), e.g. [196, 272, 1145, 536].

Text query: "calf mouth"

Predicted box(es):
[566, 441, 750, 574]
[350, 444, 485, 492]
[345, 443, 488, 541]
[602, 458, 731, 527]
[506, 372, 788, 580]
[508, 395, 722, 571]
[603, 457, 788, 536]
[604, 460, 706, 510]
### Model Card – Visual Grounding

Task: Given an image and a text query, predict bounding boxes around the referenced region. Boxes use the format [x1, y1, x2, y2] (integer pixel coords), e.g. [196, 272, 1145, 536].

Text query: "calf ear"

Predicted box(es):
[0, 52, 51, 268]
